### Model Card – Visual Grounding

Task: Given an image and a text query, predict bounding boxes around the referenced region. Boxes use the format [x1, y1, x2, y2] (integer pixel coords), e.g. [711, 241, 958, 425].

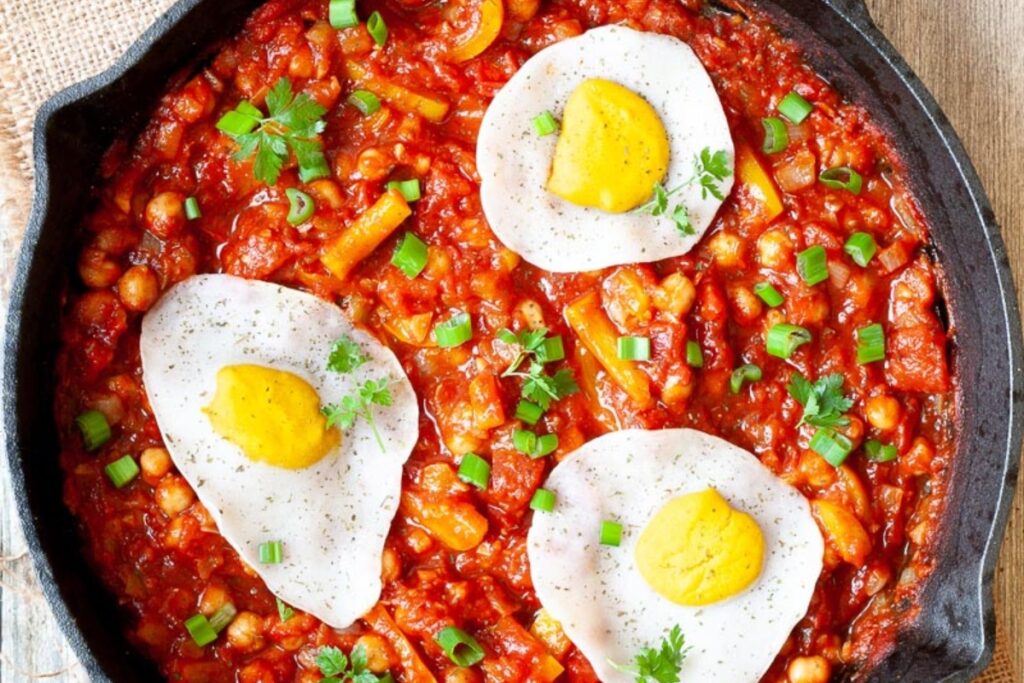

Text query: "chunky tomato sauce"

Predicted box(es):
[55, 0, 956, 681]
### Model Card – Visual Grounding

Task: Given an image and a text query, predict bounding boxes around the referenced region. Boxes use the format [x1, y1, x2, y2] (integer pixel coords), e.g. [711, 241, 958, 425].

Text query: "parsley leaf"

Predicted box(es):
[223, 77, 328, 186]
[317, 646, 348, 677]
[322, 378, 393, 452]
[635, 146, 733, 237]
[316, 645, 390, 683]
[517, 364, 579, 411]
[695, 147, 732, 200]
[275, 597, 294, 623]
[609, 625, 689, 683]
[787, 372, 853, 428]
[498, 326, 552, 375]
[670, 203, 694, 237]
[328, 336, 370, 374]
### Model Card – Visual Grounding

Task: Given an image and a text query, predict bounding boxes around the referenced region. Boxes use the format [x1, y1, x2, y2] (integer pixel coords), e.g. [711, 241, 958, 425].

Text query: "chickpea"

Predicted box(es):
[354, 634, 393, 673]
[117, 265, 160, 312]
[198, 584, 231, 615]
[652, 272, 696, 319]
[140, 447, 173, 483]
[515, 299, 546, 330]
[78, 247, 122, 288]
[356, 148, 394, 181]
[788, 655, 831, 683]
[757, 229, 794, 269]
[144, 191, 186, 239]
[707, 231, 744, 268]
[381, 547, 401, 583]
[407, 528, 433, 554]
[444, 668, 480, 683]
[155, 475, 195, 517]
[227, 611, 265, 652]
[729, 285, 764, 325]
[865, 395, 900, 431]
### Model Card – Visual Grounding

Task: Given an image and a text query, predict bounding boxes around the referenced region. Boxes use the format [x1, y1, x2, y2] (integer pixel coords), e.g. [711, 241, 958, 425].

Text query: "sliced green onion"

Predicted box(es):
[434, 312, 472, 348]
[329, 0, 358, 28]
[532, 111, 559, 136]
[761, 116, 790, 154]
[856, 323, 886, 364]
[185, 614, 218, 647]
[391, 232, 428, 278]
[766, 323, 812, 359]
[810, 428, 854, 467]
[820, 166, 863, 195]
[208, 603, 237, 633]
[386, 179, 421, 202]
[685, 341, 704, 368]
[530, 488, 556, 513]
[75, 410, 111, 451]
[865, 439, 898, 463]
[797, 245, 829, 286]
[215, 107, 259, 136]
[534, 433, 558, 458]
[104, 455, 139, 489]
[844, 232, 877, 267]
[753, 282, 784, 307]
[512, 428, 537, 455]
[435, 626, 485, 667]
[367, 11, 388, 46]
[535, 336, 565, 363]
[616, 336, 650, 361]
[184, 196, 202, 220]
[729, 364, 763, 394]
[298, 155, 330, 184]
[285, 188, 315, 225]
[779, 91, 813, 124]
[458, 453, 490, 490]
[348, 89, 381, 116]
[514, 400, 544, 426]
[600, 520, 623, 547]
[259, 541, 283, 564]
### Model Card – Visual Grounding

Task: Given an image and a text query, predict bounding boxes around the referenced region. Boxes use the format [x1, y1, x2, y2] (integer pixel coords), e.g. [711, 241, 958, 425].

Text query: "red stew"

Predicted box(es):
[56, 0, 955, 681]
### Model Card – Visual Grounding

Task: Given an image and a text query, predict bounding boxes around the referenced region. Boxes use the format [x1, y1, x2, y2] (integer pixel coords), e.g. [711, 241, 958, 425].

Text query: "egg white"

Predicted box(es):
[477, 25, 735, 273]
[527, 428, 823, 682]
[140, 274, 418, 628]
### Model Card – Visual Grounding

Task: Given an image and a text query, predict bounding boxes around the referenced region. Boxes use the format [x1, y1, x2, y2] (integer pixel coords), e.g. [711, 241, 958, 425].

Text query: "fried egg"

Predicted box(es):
[477, 25, 735, 272]
[527, 428, 823, 682]
[140, 274, 418, 628]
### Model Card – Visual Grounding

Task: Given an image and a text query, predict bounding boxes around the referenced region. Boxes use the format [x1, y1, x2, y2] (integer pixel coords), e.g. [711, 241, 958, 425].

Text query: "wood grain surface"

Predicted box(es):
[0, 0, 1021, 680]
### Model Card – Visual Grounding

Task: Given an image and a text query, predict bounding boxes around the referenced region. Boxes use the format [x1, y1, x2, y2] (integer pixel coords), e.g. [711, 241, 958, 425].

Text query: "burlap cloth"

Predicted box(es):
[0, 1, 1017, 681]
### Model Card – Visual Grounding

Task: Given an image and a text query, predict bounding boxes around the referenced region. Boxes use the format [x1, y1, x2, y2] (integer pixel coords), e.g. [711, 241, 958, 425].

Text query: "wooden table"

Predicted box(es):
[0, 0, 1021, 679]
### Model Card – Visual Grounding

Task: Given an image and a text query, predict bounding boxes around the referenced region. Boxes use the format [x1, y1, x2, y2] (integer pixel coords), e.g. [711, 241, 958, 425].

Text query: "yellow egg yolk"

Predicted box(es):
[203, 364, 339, 469]
[546, 78, 670, 213]
[634, 488, 765, 606]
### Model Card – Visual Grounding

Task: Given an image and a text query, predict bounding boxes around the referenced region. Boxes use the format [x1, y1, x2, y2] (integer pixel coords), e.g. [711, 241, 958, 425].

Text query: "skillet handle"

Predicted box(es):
[830, 0, 877, 29]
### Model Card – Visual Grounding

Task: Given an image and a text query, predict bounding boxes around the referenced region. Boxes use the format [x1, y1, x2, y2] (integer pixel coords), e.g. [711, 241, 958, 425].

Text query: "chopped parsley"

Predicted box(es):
[219, 77, 329, 186]
[635, 146, 733, 237]
[497, 326, 564, 376]
[498, 326, 577, 419]
[275, 597, 294, 623]
[328, 335, 370, 374]
[322, 379, 393, 452]
[517, 364, 578, 411]
[787, 372, 854, 428]
[316, 644, 390, 683]
[609, 624, 689, 683]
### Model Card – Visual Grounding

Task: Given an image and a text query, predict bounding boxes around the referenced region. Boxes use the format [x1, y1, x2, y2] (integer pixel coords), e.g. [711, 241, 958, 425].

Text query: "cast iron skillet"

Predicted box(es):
[3, 0, 1021, 680]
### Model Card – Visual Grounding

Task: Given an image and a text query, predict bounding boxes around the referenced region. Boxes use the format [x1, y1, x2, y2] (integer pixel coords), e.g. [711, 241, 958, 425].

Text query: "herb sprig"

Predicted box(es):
[636, 147, 732, 237]
[317, 644, 392, 683]
[787, 372, 853, 428]
[497, 326, 562, 376]
[321, 335, 393, 452]
[221, 77, 329, 186]
[512, 363, 579, 411]
[609, 625, 689, 683]
[275, 597, 294, 623]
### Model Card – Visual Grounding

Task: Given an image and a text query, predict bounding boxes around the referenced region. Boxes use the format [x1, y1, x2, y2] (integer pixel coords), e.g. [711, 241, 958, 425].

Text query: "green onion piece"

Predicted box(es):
[856, 323, 886, 364]
[259, 541, 283, 564]
[616, 336, 651, 361]
[685, 341, 704, 368]
[600, 520, 623, 547]
[753, 282, 784, 307]
[104, 455, 139, 489]
[865, 439, 898, 463]
[534, 433, 558, 459]
[530, 488, 556, 512]
[810, 428, 854, 467]
[184, 614, 218, 647]
[391, 232, 428, 278]
[329, 0, 358, 28]
[761, 116, 790, 154]
[215, 108, 259, 136]
[844, 232, 877, 267]
[766, 323, 812, 359]
[779, 91, 813, 124]
[298, 155, 330, 184]
[435, 627, 485, 667]
[535, 336, 565, 363]
[208, 603, 237, 633]
[729, 364, 763, 394]
[386, 179, 421, 202]
[434, 312, 472, 348]
[348, 89, 381, 116]
[797, 245, 829, 285]
[285, 188, 315, 225]
[367, 11, 388, 46]
[532, 111, 559, 136]
[458, 453, 490, 490]
[514, 400, 544, 426]
[75, 410, 111, 451]
[820, 166, 863, 195]
[184, 196, 202, 220]
[512, 428, 537, 455]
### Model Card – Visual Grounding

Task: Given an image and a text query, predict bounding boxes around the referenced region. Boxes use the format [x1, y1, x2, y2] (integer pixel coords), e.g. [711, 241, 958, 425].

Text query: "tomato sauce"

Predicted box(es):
[55, 0, 955, 681]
